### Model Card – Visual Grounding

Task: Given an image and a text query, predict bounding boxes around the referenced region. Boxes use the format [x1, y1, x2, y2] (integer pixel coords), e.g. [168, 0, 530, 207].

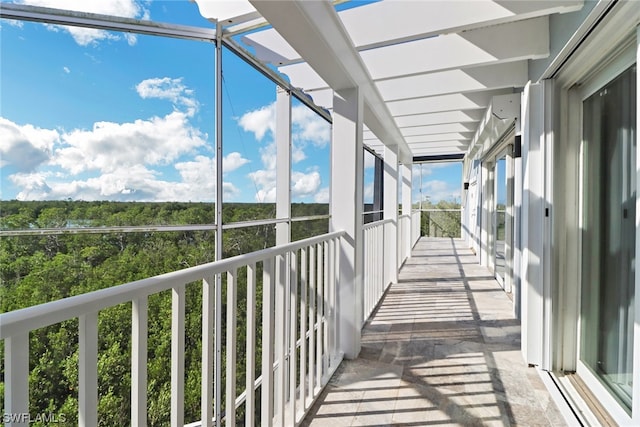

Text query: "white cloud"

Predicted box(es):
[237, 102, 330, 157]
[291, 171, 321, 199]
[0, 117, 58, 172]
[4, 19, 24, 28]
[0, 75, 251, 202]
[292, 105, 330, 147]
[238, 103, 275, 141]
[258, 142, 277, 171]
[136, 77, 199, 115]
[52, 111, 206, 174]
[314, 187, 329, 203]
[248, 169, 276, 202]
[10, 172, 53, 200]
[363, 182, 374, 203]
[11, 157, 239, 202]
[422, 179, 459, 203]
[364, 151, 376, 169]
[223, 152, 250, 173]
[63, 66, 71, 74]
[238, 101, 331, 202]
[17, 0, 148, 46]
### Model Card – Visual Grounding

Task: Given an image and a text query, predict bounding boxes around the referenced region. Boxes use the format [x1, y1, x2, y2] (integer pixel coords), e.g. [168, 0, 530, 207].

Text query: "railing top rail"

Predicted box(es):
[0, 230, 346, 340]
[362, 218, 393, 230]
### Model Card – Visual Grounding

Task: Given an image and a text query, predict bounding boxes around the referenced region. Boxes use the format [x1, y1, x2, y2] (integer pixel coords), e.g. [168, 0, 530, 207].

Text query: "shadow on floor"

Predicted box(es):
[301, 237, 565, 427]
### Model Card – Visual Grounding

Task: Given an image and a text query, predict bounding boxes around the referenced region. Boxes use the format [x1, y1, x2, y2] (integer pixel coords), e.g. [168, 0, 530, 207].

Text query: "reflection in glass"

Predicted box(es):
[581, 65, 636, 410]
[494, 156, 506, 283]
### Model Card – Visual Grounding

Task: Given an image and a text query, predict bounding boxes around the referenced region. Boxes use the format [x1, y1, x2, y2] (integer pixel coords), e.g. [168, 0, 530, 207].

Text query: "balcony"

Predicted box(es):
[5, 0, 635, 424]
[2, 215, 567, 426]
[303, 237, 564, 426]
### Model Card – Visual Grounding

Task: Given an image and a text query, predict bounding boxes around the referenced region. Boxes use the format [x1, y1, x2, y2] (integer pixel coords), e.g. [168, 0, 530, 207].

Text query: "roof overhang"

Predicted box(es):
[194, 0, 584, 162]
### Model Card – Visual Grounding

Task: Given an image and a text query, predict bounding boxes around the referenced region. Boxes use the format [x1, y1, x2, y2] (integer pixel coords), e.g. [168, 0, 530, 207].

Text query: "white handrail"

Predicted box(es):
[362, 218, 393, 230]
[2, 230, 346, 427]
[0, 231, 345, 338]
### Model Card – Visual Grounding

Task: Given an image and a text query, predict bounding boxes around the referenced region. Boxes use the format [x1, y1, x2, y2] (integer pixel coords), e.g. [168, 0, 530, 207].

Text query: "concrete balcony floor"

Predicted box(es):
[302, 237, 565, 426]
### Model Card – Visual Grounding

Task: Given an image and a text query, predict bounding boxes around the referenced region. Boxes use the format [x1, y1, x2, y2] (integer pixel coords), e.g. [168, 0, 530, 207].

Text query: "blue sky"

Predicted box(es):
[1, 0, 460, 205]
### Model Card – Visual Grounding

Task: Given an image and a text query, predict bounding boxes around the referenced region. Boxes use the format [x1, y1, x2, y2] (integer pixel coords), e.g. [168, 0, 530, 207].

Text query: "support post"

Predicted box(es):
[276, 87, 292, 246]
[330, 88, 363, 359]
[213, 22, 223, 427]
[384, 146, 398, 284]
[402, 162, 412, 256]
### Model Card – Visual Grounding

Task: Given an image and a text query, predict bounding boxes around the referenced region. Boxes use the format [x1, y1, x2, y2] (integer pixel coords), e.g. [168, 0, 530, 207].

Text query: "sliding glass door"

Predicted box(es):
[494, 154, 507, 287]
[580, 64, 636, 411]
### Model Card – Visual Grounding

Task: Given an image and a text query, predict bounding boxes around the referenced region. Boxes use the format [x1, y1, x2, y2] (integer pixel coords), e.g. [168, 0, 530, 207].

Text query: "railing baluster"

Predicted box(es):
[289, 250, 298, 424]
[299, 247, 308, 412]
[308, 245, 316, 399]
[5, 333, 29, 427]
[246, 263, 256, 427]
[79, 312, 98, 427]
[334, 236, 340, 357]
[364, 228, 369, 322]
[328, 238, 335, 366]
[226, 269, 238, 427]
[202, 276, 214, 427]
[132, 297, 148, 427]
[316, 243, 323, 387]
[214, 273, 222, 427]
[334, 238, 340, 362]
[275, 254, 287, 427]
[322, 241, 329, 379]
[0, 231, 345, 427]
[171, 286, 185, 427]
[262, 258, 275, 426]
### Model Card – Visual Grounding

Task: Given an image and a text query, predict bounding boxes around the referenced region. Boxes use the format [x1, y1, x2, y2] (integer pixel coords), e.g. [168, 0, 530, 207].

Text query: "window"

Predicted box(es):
[580, 64, 636, 411]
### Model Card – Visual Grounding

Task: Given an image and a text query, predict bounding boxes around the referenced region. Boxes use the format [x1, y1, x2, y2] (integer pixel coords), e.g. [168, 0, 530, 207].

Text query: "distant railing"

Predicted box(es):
[421, 209, 462, 238]
[398, 214, 411, 267]
[362, 219, 392, 323]
[496, 209, 506, 241]
[411, 210, 421, 246]
[1, 231, 346, 427]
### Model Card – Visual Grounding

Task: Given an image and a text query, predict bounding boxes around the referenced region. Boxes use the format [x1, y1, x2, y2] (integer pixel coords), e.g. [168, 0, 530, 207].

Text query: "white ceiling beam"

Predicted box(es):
[411, 147, 468, 156]
[406, 133, 475, 143]
[395, 111, 485, 128]
[376, 61, 528, 101]
[248, 0, 412, 163]
[362, 17, 549, 81]
[388, 89, 512, 117]
[409, 141, 470, 150]
[194, 0, 259, 25]
[341, 0, 582, 50]
[400, 123, 477, 137]
[242, 1, 582, 65]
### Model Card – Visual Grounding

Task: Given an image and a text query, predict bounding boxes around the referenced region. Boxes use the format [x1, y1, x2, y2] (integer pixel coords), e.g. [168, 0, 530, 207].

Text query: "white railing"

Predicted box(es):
[1, 231, 346, 427]
[362, 219, 392, 323]
[421, 208, 462, 238]
[411, 210, 421, 247]
[398, 214, 412, 267]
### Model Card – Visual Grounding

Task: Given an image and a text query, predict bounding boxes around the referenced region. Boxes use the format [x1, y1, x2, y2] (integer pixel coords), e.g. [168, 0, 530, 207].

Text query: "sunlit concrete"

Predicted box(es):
[302, 237, 566, 426]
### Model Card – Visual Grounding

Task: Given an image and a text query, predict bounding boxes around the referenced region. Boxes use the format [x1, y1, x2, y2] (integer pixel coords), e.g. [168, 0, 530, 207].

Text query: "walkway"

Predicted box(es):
[302, 237, 566, 426]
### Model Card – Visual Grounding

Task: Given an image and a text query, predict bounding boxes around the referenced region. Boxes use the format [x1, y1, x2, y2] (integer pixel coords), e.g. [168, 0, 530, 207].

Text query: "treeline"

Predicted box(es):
[416, 200, 462, 238]
[0, 200, 329, 425]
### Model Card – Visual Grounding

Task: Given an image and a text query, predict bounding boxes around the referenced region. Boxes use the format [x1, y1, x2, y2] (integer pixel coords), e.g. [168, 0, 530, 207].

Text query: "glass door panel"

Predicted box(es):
[494, 155, 507, 285]
[580, 64, 636, 410]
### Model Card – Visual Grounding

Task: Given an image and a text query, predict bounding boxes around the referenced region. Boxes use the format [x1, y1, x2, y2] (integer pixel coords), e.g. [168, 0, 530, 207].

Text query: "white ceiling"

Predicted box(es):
[194, 0, 583, 160]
